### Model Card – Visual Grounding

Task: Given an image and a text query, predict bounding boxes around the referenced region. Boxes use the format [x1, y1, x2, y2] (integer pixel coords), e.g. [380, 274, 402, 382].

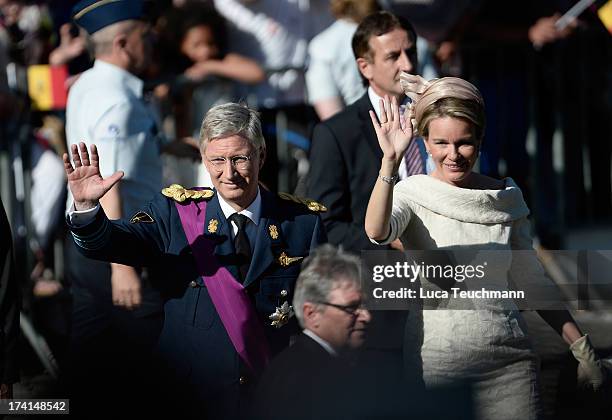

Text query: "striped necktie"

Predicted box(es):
[401, 104, 425, 176]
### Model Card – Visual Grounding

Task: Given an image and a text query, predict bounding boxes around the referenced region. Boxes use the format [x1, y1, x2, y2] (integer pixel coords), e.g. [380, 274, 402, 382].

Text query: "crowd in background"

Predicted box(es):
[0, 0, 610, 413]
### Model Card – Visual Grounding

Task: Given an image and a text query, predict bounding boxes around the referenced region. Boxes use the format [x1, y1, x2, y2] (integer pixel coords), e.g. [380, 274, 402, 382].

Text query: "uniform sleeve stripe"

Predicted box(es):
[71, 216, 111, 250]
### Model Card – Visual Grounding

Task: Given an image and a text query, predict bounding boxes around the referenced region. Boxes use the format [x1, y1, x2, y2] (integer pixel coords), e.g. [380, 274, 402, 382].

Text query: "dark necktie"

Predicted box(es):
[229, 213, 252, 282]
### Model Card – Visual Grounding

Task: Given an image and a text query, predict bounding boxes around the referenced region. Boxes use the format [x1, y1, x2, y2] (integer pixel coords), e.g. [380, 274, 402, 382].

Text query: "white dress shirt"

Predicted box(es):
[217, 188, 262, 238]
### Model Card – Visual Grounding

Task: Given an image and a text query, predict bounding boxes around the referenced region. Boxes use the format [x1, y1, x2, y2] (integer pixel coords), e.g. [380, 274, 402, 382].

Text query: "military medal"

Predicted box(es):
[277, 251, 303, 267]
[208, 219, 219, 234]
[269, 302, 294, 328]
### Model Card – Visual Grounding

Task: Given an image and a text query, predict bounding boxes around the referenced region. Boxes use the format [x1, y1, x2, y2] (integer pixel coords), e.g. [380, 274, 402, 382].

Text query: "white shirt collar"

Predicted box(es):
[94, 59, 144, 98]
[217, 188, 261, 234]
[367, 86, 409, 121]
[368, 86, 384, 121]
[303, 329, 338, 356]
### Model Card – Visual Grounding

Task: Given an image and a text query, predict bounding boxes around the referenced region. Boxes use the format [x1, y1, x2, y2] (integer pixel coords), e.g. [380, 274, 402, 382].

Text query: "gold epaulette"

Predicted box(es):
[162, 184, 214, 203]
[278, 192, 327, 213]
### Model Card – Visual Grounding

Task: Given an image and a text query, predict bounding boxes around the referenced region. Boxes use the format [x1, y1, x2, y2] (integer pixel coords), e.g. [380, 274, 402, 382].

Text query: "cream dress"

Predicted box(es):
[375, 174, 546, 420]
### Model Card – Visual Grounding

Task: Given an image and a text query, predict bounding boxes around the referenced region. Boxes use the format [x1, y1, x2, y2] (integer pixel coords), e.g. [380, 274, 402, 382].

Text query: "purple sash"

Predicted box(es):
[175, 200, 270, 374]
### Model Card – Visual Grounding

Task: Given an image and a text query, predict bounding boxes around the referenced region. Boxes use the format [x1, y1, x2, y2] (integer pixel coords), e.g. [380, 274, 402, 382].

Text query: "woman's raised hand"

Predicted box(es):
[369, 95, 414, 163]
[63, 142, 124, 210]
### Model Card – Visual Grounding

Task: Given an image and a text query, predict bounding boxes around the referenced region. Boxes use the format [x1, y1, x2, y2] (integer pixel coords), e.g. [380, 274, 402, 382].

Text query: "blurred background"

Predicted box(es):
[0, 0, 610, 418]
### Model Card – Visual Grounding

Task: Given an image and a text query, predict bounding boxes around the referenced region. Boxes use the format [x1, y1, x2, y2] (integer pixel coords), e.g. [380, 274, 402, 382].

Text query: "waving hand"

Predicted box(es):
[369, 95, 414, 163]
[63, 142, 124, 210]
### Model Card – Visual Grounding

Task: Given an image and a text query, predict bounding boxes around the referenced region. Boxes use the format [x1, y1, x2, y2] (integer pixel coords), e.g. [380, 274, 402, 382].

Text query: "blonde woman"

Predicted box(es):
[364, 75, 606, 419]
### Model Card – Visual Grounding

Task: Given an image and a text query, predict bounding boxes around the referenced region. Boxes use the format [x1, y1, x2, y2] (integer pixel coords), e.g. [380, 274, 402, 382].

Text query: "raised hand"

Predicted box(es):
[369, 95, 414, 163]
[63, 142, 124, 210]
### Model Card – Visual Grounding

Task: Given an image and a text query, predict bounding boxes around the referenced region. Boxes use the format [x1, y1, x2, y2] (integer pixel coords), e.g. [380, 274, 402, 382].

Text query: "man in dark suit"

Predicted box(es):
[251, 244, 371, 420]
[63, 102, 327, 419]
[307, 11, 425, 253]
[307, 11, 423, 387]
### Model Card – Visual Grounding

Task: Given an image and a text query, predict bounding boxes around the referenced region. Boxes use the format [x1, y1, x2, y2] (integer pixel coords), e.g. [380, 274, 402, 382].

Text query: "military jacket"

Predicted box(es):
[69, 187, 326, 417]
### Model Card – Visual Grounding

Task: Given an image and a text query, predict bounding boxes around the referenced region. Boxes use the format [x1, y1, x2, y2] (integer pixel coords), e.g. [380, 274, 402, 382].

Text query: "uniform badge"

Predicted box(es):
[130, 211, 155, 224]
[208, 219, 219, 234]
[268, 224, 279, 240]
[269, 302, 294, 328]
[277, 251, 303, 267]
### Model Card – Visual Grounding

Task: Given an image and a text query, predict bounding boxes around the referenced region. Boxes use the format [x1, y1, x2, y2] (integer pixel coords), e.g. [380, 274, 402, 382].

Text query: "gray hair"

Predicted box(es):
[199, 102, 266, 152]
[293, 244, 362, 327]
[90, 19, 139, 56]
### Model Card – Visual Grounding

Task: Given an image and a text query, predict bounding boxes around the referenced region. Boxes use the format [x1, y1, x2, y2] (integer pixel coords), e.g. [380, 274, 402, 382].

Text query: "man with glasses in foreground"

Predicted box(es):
[251, 244, 371, 419]
[64, 102, 327, 418]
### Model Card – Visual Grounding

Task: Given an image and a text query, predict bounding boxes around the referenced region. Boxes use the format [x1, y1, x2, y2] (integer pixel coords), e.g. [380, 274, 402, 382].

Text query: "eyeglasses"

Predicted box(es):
[206, 155, 253, 171]
[315, 301, 366, 316]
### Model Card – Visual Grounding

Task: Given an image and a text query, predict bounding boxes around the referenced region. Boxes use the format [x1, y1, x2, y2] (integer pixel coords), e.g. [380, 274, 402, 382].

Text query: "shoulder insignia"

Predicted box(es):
[277, 192, 327, 213]
[162, 184, 214, 203]
[130, 211, 155, 224]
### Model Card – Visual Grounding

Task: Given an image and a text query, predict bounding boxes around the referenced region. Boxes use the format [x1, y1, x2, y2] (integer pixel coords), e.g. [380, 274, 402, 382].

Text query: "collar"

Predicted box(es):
[367, 86, 409, 121]
[303, 329, 338, 357]
[94, 59, 144, 98]
[217, 187, 261, 228]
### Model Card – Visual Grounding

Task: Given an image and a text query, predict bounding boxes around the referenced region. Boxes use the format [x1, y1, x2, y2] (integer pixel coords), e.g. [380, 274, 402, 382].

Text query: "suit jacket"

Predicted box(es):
[307, 92, 388, 253]
[250, 333, 354, 420]
[0, 198, 19, 386]
[69, 187, 327, 418]
[308, 93, 424, 358]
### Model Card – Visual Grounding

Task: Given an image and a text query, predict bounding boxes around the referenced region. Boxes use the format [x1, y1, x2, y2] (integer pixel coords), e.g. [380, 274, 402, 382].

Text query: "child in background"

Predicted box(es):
[157, 2, 264, 187]
[171, 3, 264, 138]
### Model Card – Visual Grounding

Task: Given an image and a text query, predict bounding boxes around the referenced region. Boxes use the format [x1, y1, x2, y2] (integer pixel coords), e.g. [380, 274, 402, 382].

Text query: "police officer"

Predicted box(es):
[64, 102, 327, 418]
[64, 1, 164, 416]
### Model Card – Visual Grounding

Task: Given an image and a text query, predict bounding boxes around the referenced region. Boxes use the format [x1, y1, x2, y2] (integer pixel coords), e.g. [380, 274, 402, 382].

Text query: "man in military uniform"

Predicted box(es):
[64, 0, 164, 416]
[64, 102, 327, 418]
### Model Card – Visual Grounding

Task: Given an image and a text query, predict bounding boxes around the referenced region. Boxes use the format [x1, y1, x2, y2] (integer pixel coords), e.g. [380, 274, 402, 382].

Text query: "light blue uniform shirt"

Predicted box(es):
[65, 60, 163, 218]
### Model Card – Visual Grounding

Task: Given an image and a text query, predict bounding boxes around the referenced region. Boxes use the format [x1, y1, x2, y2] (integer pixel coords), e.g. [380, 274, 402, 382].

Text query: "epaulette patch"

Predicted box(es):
[162, 184, 214, 203]
[130, 211, 155, 224]
[278, 192, 327, 213]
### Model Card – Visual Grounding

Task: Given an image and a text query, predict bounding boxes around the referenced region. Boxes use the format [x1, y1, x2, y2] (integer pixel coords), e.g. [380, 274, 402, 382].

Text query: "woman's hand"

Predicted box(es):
[369, 95, 414, 163]
[570, 335, 607, 391]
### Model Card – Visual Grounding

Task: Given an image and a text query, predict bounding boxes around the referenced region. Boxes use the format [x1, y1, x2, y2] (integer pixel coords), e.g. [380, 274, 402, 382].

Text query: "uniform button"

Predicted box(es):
[189, 280, 198, 288]
[239, 376, 247, 385]
[280, 289, 288, 297]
